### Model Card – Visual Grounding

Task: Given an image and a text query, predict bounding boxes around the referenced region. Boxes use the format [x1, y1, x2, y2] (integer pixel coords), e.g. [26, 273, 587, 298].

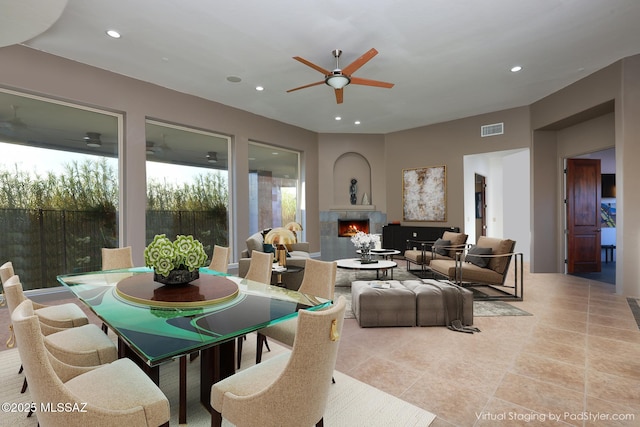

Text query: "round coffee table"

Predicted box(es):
[356, 248, 400, 260]
[336, 258, 397, 279]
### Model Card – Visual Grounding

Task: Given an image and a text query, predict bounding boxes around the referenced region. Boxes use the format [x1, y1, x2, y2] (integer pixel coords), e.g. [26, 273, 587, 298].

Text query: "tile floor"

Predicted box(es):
[335, 265, 640, 426]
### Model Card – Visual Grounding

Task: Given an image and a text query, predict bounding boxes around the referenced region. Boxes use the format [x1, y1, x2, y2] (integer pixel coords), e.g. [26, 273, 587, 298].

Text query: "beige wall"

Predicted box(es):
[383, 107, 531, 227]
[530, 56, 640, 297]
[0, 45, 319, 263]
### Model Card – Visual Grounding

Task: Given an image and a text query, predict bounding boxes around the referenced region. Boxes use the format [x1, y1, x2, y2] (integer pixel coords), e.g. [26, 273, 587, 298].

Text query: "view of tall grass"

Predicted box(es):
[0, 157, 230, 289]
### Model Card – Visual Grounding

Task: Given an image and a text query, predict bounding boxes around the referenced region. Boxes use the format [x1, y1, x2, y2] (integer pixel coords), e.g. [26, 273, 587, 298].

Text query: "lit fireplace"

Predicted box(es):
[337, 219, 370, 237]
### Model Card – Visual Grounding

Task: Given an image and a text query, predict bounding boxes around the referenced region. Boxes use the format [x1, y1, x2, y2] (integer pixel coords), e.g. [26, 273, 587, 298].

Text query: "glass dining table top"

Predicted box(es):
[57, 267, 330, 366]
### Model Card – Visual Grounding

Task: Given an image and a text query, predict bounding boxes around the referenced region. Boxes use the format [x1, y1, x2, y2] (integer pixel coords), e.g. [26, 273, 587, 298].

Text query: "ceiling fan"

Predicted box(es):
[287, 48, 394, 104]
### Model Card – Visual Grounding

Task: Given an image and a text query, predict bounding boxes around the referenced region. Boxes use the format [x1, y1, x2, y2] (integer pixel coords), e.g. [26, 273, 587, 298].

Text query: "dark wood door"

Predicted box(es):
[475, 174, 487, 242]
[566, 158, 601, 273]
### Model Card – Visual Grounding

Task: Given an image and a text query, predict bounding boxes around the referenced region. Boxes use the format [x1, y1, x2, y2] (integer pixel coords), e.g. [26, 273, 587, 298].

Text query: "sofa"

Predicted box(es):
[238, 231, 310, 290]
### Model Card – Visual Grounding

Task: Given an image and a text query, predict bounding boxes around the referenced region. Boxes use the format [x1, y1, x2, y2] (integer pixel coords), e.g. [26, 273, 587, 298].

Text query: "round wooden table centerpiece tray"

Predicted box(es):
[116, 273, 239, 308]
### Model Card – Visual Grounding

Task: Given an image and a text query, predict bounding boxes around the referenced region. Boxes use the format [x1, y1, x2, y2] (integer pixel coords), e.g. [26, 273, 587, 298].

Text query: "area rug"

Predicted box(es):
[0, 338, 436, 426]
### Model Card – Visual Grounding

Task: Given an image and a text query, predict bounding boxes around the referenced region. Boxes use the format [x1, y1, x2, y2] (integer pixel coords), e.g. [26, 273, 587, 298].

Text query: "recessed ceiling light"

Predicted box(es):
[255, 86, 264, 91]
[510, 65, 523, 73]
[272, 152, 279, 155]
[106, 29, 121, 39]
[354, 120, 361, 125]
[335, 116, 342, 121]
[226, 76, 242, 83]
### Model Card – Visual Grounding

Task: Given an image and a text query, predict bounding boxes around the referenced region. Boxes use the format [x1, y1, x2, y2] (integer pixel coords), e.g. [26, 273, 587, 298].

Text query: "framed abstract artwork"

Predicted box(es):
[402, 165, 446, 221]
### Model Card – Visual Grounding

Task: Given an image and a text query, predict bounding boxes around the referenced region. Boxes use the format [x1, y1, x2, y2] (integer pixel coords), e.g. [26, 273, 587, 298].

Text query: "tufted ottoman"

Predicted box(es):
[402, 279, 474, 326]
[351, 280, 416, 327]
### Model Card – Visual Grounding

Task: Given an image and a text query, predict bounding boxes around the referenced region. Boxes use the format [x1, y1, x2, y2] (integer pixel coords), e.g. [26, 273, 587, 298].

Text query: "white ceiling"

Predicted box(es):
[5, 0, 640, 134]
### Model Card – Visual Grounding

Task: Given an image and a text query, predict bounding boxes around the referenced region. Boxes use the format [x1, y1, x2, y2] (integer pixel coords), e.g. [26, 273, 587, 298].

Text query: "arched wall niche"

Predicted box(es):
[333, 152, 372, 207]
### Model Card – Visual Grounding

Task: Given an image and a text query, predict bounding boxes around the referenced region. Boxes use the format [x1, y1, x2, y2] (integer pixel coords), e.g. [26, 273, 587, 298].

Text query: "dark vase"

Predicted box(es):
[154, 269, 199, 285]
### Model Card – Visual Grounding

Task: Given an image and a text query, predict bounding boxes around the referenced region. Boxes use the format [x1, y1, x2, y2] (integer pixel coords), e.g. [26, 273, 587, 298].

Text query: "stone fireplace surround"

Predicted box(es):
[320, 207, 387, 261]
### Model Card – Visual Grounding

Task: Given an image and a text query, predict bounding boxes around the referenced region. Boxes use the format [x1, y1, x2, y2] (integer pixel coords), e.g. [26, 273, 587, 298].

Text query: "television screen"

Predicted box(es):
[602, 174, 616, 198]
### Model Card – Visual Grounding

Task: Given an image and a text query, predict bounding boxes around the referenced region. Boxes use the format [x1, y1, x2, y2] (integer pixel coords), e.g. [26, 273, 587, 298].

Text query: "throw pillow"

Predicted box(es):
[465, 245, 492, 268]
[263, 244, 276, 254]
[433, 239, 451, 257]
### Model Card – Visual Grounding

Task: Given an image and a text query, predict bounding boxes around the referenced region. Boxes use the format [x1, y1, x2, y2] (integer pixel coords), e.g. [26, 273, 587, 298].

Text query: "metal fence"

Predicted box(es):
[1, 208, 228, 290]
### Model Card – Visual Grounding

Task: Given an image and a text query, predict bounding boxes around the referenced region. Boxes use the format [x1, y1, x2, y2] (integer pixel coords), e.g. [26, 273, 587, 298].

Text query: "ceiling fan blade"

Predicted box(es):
[350, 76, 395, 88]
[287, 81, 325, 93]
[341, 48, 378, 76]
[292, 56, 331, 75]
[334, 88, 344, 104]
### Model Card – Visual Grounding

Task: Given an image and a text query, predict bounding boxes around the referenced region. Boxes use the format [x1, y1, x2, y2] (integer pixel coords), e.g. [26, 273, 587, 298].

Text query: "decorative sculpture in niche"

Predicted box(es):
[349, 178, 358, 205]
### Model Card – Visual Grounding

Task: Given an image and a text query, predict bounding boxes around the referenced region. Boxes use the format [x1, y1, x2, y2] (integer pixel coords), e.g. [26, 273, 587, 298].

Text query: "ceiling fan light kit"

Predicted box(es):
[83, 131, 102, 147]
[287, 48, 394, 104]
[206, 151, 218, 163]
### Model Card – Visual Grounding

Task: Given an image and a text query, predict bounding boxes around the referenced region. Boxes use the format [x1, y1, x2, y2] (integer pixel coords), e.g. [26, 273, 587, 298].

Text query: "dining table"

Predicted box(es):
[57, 267, 330, 423]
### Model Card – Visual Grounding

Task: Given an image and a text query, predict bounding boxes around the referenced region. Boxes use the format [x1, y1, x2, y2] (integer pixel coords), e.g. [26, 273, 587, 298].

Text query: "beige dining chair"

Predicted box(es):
[255, 258, 337, 364]
[211, 296, 346, 427]
[243, 250, 273, 284]
[208, 244, 230, 273]
[101, 246, 134, 270]
[236, 250, 274, 368]
[4, 274, 117, 393]
[12, 298, 170, 427]
[1, 262, 88, 333]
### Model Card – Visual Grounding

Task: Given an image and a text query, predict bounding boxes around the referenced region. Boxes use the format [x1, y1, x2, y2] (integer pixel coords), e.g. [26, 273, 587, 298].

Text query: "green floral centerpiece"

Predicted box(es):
[144, 234, 208, 285]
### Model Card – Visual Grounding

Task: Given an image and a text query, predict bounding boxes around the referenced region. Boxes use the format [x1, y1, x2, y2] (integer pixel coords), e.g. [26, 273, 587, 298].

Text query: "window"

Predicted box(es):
[0, 88, 120, 288]
[248, 142, 300, 235]
[145, 120, 230, 261]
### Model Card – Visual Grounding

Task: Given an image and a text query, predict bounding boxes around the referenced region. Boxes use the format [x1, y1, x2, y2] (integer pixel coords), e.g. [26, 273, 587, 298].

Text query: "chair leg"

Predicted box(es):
[256, 333, 264, 364]
[18, 363, 23, 374]
[316, 417, 324, 427]
[211, 409, 223, 427]
[101, 322, 108, 334]
[21, 377, 28, 393]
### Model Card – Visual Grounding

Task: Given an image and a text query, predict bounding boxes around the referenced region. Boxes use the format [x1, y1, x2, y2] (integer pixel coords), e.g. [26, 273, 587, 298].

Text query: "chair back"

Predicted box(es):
[231, 296, 346, 426]
[298, 259, 337, 300]
[1, 261, 14, 284]
[101, 246, 134, 270]
[11, 299, 77, 424]
[208, 245, 230, 273]
[3, 275, 27, 318]
[244, 250, 273, 284]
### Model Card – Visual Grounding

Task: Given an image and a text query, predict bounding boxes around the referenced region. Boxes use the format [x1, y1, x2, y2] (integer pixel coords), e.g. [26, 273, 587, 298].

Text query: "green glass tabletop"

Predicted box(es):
[57, 267, 329, 366]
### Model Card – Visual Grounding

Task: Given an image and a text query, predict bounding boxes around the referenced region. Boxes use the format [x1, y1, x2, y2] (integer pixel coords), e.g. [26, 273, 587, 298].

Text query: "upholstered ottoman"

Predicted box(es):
[402, 279, 474, 326]
[351, 280, 416, 327]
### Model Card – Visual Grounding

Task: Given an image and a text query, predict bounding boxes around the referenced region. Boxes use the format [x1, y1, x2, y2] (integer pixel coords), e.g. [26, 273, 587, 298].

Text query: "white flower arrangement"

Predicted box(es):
[350, 231, 380, 249]
[144, 234, 208, 276]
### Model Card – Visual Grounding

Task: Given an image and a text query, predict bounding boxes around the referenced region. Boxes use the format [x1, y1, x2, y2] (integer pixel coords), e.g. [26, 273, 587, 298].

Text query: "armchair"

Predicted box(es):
[429, 236, 523, 300]
[404, 231, 468, 276]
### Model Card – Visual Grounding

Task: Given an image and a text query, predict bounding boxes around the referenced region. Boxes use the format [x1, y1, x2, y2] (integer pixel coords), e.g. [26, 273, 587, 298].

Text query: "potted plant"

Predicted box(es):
[144, 234, 208, 285]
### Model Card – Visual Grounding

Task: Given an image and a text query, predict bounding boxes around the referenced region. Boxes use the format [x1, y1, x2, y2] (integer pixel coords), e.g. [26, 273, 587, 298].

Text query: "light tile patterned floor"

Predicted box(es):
[335, 266, 640, 426]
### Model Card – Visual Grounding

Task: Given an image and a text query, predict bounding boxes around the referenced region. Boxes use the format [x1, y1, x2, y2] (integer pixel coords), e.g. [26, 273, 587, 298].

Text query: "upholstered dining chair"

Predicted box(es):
[208, 244, 230, 273]
[211, 296, 346, 427]
[101, 246, 134, 270]
[236, 250, 274, 368]
[243, 249, 273, 284]
[12, 298, 170, 427]
[1, 262, 89, 333]
[255, 258, 337, 364]
[4, 275, 117, 393]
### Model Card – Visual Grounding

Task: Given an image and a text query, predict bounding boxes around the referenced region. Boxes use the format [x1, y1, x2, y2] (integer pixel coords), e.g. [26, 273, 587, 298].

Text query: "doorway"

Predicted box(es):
[474, 174, 487, 242]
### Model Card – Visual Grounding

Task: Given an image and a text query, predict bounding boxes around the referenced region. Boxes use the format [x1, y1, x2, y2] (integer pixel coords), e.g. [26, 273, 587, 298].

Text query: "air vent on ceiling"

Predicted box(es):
[481, 122, 504, 137]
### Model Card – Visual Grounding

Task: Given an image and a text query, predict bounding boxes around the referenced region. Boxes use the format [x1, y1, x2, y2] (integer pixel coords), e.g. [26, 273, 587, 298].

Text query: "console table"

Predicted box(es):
[382, 225, 460, 254]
